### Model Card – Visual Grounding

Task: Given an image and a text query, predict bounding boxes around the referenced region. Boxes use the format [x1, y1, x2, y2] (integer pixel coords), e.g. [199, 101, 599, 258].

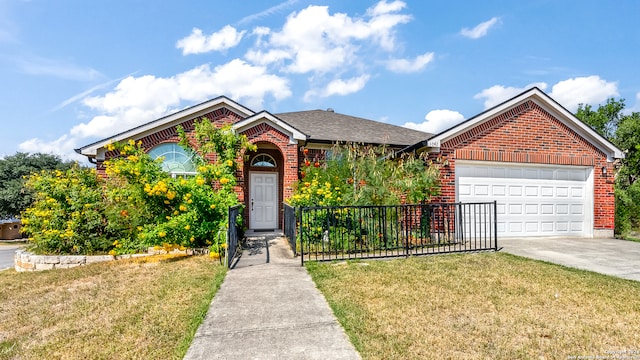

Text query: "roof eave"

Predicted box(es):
[427, 87, 625, 161]
[76, 96, 256, 157]
[233, 111, 308, 143]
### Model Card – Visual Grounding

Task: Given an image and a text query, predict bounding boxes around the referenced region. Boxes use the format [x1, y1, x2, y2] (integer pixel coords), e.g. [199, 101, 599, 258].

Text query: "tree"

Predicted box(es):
[576, 98, 626, 140]
[0, 153, 73, 218]
[576, 98, 640, 236]
[614, 111, 640, 187]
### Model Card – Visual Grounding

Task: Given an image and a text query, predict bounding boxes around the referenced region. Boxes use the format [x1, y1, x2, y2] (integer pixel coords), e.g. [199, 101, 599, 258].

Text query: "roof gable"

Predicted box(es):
[427, 87, 624, 161]
[75, 96, 255, 158]
[233, 111, 307, 144]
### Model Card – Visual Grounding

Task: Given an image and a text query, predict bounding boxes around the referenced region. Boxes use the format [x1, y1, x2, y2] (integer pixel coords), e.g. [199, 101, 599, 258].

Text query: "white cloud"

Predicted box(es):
[323, 75, 370, 96]
[474, 76, 619, 112]
[51, 72, 138, 112]
[386, 52, 434, 73]
[176, 25, 246, 55]
[24, 60, 291, 157]
[245, 48, 292, 66]
[366, 0, 406, 16]
[252, 26, 271, 37]
[474, 82, 548, 109]
[17, 56, 103, 81]
[252, 1, 412, 74]
[22, 2, 423, 158]
[304, 75, 370, 101]
[251, 26, 271, 47]
[549, 76, 619, 111]
[18, 135, 85, 162]
[240, 1, 421, 100]
[238, 0, 299, 25]
[460, 17, 500, 39]
[403, 109, 465, 134]
[630, 92, 640, 113]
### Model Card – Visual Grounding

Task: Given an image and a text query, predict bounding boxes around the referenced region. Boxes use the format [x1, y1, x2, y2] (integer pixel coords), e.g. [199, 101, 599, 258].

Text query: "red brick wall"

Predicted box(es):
[239, 123, 299, 229]
[431, 100, 614, 233]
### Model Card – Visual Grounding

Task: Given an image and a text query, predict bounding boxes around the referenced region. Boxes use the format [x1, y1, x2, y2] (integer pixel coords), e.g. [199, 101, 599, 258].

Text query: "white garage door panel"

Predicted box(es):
[457, 164, 592, 238]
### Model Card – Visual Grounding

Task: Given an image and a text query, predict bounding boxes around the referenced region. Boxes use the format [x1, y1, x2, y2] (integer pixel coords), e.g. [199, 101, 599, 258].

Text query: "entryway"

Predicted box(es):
[249, 172, 278, 230]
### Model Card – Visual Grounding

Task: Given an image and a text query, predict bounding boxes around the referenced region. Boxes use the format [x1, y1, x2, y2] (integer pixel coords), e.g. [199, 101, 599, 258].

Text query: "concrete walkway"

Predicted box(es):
[499, 237, 640, 281]
[183, 232, 361, 360]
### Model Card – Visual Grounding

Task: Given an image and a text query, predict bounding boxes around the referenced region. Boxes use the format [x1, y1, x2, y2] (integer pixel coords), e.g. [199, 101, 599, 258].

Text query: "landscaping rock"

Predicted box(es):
[85, 255, 115, 264]
[59, 256, 86, 265]
[35, 263, 54, 270]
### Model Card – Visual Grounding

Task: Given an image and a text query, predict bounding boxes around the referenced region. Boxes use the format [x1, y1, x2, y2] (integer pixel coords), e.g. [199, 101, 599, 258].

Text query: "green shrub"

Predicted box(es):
[290, 143, 441, 207]
[22, 166, 110, 254]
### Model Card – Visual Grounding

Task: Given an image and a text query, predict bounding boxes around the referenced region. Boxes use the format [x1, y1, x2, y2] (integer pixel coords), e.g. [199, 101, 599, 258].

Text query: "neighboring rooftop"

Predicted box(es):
[0, 217, 20, 224]
[276, 109, 431, 147]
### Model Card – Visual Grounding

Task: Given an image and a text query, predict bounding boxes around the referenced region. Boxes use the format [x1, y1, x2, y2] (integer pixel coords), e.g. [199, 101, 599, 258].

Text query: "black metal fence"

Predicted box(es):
[284, 202, 497, 264]
[226, 205, 242, 268]
[283, 203, 297, 255]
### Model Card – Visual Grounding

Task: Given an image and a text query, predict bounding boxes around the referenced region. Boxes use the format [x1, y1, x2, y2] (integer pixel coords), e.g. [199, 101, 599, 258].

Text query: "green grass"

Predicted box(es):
[307, 252, 640, 360]
[0, 255, 226, 360]
[620, 235, 640, 243]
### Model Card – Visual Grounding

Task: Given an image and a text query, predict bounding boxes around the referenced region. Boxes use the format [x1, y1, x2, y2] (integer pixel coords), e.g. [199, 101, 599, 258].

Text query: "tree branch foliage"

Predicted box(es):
[0, 153, 73, 218]
[576, 98, 640, 235]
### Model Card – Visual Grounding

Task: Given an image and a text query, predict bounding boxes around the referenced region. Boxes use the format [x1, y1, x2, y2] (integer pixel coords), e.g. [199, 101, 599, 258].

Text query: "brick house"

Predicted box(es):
[76, 96, 428, 232]
[76, 87, 623, 238]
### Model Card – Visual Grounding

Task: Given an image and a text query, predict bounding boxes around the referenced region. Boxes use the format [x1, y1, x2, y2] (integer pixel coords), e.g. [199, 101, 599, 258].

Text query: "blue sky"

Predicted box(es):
[1, 0, 639, 160]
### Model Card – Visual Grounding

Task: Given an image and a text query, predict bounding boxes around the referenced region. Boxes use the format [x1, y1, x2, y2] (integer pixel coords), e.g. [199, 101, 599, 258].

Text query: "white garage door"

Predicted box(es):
[456, 163, 593, 237]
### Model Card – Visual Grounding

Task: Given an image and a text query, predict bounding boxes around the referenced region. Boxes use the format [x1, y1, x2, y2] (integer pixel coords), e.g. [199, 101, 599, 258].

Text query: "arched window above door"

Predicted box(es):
[148, 143, 198, 177]
[251, 154, 276, 167]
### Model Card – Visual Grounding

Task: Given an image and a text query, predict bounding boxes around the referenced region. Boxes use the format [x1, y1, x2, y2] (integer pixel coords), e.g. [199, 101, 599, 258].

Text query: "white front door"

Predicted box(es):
[250, 172, 278, 229]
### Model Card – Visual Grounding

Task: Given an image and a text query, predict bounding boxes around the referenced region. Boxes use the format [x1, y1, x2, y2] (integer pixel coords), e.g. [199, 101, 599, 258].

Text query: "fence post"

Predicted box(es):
[404, 206, 410, 258]
[226, 206, 231, 268]
[298, 206, 304, 266]
[493, 200, 498, 251]
[226, 205, 240, 269]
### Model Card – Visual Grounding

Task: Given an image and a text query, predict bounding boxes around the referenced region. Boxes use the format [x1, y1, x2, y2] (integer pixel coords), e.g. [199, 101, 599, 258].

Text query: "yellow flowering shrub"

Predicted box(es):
[22, 165, 110, 254]
[103, 137, 243, 254]
[23, 118, 254, 256]
[290, 143, 441, 207]
[289, 143, 442, 247]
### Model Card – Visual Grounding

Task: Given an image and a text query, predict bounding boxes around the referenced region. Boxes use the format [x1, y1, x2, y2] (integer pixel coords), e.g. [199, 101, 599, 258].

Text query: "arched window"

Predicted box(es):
[148, 143, 198, 177]
[251, 154, 276, 168]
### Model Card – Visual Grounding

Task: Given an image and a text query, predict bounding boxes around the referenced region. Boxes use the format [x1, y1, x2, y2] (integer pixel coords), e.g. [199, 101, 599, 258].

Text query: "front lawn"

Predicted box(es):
[307, 252, 640, 359]
[0, 255, 225, 360]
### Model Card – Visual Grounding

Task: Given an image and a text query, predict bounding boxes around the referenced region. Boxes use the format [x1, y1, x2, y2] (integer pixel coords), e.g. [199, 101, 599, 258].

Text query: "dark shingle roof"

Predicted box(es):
[275, 109, 431, 147]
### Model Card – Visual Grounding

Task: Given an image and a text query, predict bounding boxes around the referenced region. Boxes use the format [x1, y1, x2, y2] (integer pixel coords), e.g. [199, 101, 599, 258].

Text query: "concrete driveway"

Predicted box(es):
[499, 237, 640, 282]
[0, 243, 24, 271]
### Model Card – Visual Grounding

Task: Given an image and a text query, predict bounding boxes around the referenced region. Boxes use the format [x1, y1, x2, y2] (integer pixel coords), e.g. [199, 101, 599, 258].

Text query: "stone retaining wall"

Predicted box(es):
[14, 248, 209, 272]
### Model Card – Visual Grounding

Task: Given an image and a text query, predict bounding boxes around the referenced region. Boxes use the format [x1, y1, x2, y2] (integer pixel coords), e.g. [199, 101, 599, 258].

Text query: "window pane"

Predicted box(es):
[148, 143, 197, 173]
[251, 154, 276, 167]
